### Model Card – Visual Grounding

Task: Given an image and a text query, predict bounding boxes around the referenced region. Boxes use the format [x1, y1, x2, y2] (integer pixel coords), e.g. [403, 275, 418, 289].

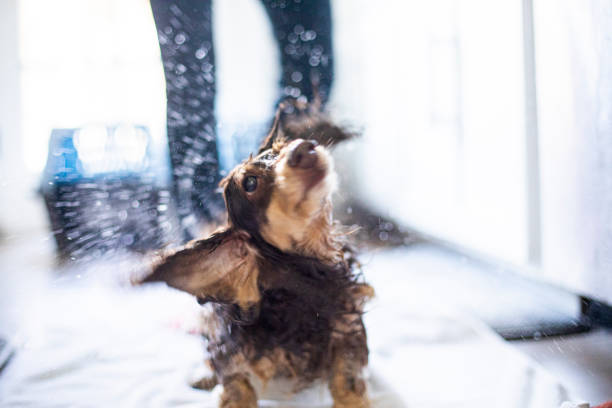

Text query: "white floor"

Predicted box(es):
[362, 245, 612, 405]
[0, 232, 610, 406]
[514, 329, 612, 405]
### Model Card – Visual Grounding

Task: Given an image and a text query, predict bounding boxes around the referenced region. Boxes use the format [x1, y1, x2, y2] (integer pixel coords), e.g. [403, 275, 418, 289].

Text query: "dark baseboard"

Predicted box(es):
[581, 296, 612, 328]
[0, 337, 15, 376]
[501, 321, 591, 341]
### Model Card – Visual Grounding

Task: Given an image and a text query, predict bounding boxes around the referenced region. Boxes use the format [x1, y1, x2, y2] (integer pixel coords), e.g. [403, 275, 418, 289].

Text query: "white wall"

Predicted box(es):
[5, 0, 612, 303]
[535, 0, 612, 303]
[332, 0, 530, 266]
[17, 0, 166, 176]
[0, 0, 168, 236]
[333, 0, 612, 303]
[0, 0, 21, 171]
[0, 0, 44, 235]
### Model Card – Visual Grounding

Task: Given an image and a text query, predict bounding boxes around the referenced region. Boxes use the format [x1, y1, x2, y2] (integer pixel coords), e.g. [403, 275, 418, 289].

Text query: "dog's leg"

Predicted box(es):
[219, 374, 257, 408]
[329, 355, 369, 408]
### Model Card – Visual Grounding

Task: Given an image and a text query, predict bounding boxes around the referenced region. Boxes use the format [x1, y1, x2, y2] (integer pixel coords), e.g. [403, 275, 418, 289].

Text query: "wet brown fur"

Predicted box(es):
[141, 106, 372, 407]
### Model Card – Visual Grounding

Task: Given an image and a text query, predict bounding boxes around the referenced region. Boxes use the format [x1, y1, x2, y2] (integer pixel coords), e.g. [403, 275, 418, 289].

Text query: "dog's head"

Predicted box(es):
[142, 105, 354, 320]
[222, 138, 336, 254]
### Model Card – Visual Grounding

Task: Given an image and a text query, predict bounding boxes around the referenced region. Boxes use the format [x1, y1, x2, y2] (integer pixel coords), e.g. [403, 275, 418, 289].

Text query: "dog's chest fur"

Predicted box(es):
[204, 243, 369, 386]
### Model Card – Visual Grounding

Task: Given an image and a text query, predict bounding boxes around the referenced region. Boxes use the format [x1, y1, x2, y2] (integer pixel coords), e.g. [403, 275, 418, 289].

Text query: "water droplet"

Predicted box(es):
[312, 45, 323, 56]
[174, 33, 186, 45]
[346, 206, 353, 214]
[169, 17, 181, 29]
[291, 71, 303, 83]
[293, 25, 304, 35]
[195, 47, 207, 59]
[379, 231, 389, 241]
[188, 99, 201, 108]
[288, 33, 298, 44]
[169, 4, 182, 16]
[284, 44, 296, 55]
[309, 56, 320, 67]
[283, 87, 300, 98]
[301, 30, 316, 41]
[182, 214, 197, 227]
[179, 179, 193, 189]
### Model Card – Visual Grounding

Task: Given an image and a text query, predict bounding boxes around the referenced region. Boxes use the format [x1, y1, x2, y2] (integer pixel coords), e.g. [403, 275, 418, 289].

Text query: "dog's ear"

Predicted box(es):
[258, 105, 285, 154]
[283, 112, 356, 147]
[258, 102, 356, 154]
[141, 228, 260, 310]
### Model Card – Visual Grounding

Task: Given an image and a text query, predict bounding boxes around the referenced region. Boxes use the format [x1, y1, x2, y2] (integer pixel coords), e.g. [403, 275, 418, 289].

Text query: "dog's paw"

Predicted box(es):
[219, 375, 257, 408]
[190, 375, 218, 391]
[333, 396, 370, 408]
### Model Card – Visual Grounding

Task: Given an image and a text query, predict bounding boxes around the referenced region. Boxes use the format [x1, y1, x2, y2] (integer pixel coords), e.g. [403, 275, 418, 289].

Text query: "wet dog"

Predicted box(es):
[141, 105, 373, 408]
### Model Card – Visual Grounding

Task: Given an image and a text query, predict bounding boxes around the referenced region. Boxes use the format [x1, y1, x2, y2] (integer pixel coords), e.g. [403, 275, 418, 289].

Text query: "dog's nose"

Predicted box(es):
[288, 139, 318, 169]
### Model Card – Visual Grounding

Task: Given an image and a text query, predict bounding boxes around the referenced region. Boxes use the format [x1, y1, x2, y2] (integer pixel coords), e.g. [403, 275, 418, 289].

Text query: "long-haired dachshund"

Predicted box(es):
[141, 104, 373, 408]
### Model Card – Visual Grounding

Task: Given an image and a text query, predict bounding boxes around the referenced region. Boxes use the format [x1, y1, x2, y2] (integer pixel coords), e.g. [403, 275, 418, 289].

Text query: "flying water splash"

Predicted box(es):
[148, 0, 335, 240]
[39, 0, 337, 263]
[40, 127, 178, 264]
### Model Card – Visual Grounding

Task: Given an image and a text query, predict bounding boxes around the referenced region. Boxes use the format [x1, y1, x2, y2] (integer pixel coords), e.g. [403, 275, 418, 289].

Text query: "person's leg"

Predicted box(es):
[260, 0, 334, 105]
[150, 0, 223, 241]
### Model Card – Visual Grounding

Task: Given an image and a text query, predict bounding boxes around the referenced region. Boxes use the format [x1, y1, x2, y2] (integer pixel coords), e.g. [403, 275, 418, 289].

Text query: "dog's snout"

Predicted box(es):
[288, 140, 318, 169]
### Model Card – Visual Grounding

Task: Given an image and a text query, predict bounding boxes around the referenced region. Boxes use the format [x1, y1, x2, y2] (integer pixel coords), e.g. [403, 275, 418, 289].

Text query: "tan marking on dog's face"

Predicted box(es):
[222, 139, 338, 259]
[261, 140, 337, 255]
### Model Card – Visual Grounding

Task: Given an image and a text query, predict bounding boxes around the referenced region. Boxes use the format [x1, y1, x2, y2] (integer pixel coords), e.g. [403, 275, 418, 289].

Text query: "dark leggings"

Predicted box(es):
[149, 0, 334, 240]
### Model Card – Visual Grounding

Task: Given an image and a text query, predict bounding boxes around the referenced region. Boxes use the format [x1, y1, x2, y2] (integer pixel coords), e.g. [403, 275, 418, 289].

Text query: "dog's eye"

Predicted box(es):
[243, 175, 258, 192]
